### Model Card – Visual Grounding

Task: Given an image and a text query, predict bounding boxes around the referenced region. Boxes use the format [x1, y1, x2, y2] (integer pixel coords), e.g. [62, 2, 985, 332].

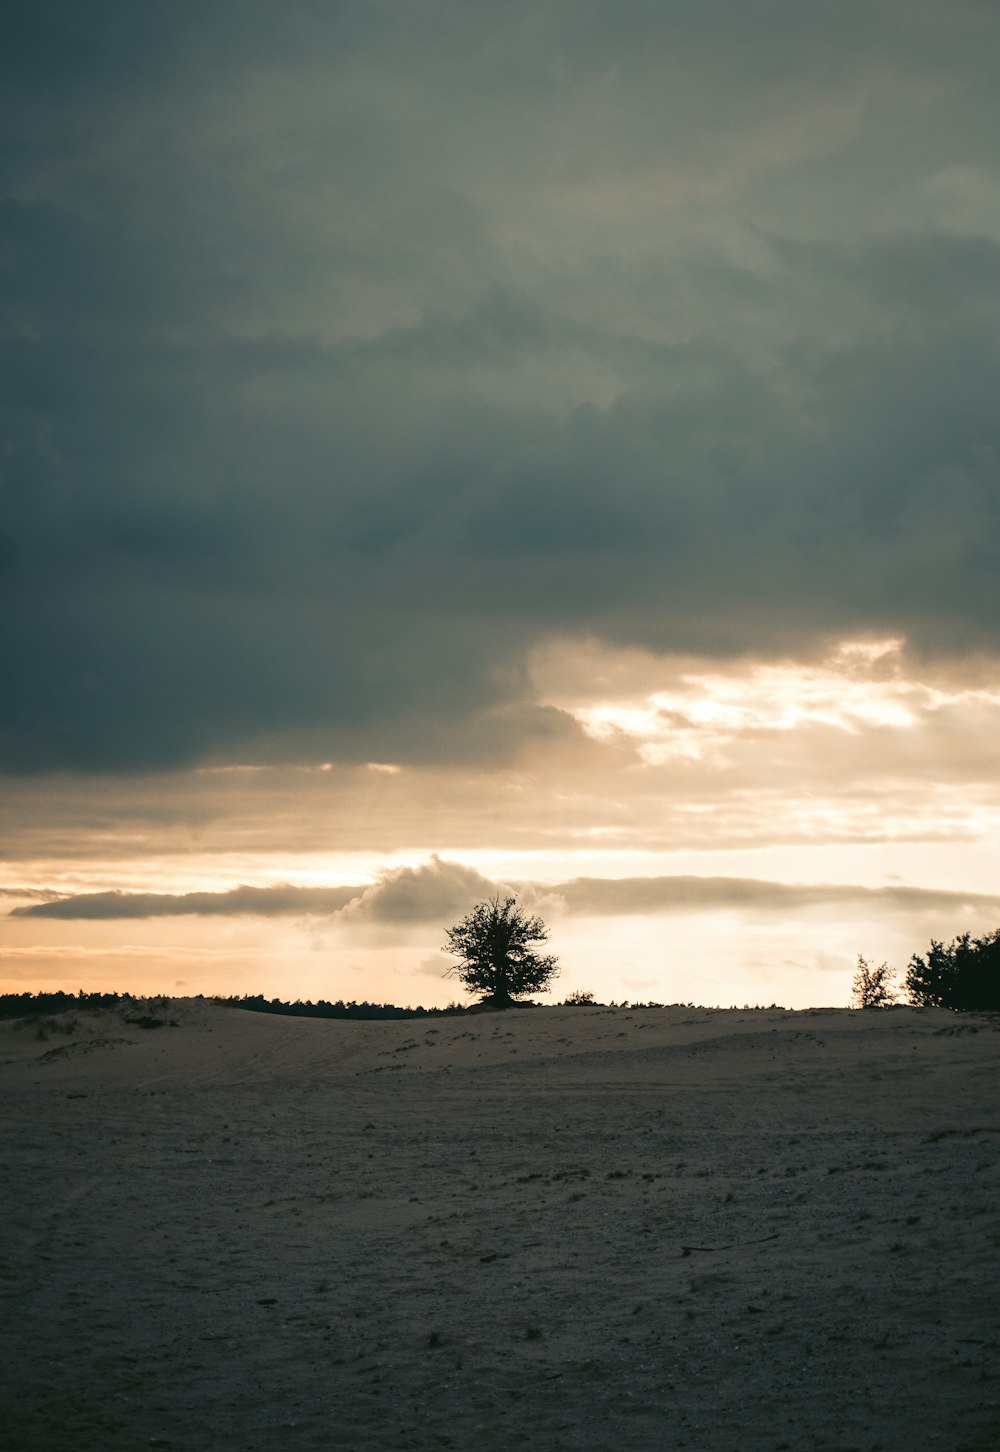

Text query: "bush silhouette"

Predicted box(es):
[852, 956, 896, 1009]
[443, 895, 559, 1007]
[905, 930, 1000, 1012]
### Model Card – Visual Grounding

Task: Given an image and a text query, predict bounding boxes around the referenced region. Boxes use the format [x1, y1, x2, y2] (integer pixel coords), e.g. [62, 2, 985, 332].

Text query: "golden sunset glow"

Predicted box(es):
[5, 625, 1000, 1007]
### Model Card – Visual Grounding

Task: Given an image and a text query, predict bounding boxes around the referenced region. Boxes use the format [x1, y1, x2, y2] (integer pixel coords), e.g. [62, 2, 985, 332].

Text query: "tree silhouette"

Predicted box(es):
[905, 930, 1000, 1012]
[851, 956, 896, 1008]
[443, 896, 559, 1007]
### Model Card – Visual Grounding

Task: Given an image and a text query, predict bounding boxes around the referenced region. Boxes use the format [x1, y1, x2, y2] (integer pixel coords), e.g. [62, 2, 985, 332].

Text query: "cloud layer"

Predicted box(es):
[10, 884, 360, 920]
[13, 857, 1000, 924]
[3, 3, 1000, 771]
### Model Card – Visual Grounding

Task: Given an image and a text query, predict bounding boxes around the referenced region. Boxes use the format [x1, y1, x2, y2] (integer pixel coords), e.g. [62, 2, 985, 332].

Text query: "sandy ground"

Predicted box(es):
[1, 998, 998, 1451]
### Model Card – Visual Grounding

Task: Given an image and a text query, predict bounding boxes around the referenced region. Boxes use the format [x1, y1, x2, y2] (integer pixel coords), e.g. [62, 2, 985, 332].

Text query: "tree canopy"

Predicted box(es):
[442, 896, 559, 1007]
[905, 930, 1000, 1012]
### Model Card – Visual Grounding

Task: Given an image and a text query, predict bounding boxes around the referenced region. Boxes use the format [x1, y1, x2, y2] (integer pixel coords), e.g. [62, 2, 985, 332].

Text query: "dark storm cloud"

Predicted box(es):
[13, 861, 1000, 923]
[3, 2, 999, 772]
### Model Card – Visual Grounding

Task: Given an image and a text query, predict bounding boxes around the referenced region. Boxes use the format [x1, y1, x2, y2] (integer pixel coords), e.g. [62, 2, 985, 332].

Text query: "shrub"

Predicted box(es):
[852, 956, 897, 1009]
[904, 930, 1000, 1012]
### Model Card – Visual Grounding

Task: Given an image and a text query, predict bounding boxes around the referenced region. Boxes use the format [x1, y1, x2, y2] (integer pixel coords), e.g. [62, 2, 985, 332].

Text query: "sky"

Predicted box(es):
[3, 1, 1000, 1008]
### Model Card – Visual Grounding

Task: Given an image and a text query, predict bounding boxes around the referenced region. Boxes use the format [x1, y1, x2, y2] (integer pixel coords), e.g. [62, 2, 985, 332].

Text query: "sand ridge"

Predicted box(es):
[2, 1000, 999, 1449]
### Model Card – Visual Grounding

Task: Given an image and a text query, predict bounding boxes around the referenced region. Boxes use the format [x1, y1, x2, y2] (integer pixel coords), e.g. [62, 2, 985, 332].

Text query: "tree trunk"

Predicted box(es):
[490, 975, 513, 1009]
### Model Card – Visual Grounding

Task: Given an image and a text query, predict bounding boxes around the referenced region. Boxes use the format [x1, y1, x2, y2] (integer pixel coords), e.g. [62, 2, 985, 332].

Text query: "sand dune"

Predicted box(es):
[2, 999, 998, 1450]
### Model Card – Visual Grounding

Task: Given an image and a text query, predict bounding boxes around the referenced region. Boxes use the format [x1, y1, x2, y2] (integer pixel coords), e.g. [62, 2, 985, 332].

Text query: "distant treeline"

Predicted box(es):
[224, 993, 472, 1020]
[0, 989, 134, 1020]
[0, 989, 675, 1022]
[0, 989, 474, 1022]
[225, 994, 684, 1016]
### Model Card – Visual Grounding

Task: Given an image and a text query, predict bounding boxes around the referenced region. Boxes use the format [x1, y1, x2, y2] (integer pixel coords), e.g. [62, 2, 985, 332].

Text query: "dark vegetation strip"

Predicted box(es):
[219, 993, 473, 1020]
[0, 990, 627, 1022]
[0, 990, 134, 1020]
[0, 990, 475, 1021]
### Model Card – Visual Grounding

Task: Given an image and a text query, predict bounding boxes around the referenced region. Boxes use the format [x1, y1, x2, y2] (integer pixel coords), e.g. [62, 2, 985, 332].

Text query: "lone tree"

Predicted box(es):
[851, 955, 897, 1009]
[443, 896, 559, 1007]
[905, 930, 1000, 1012]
